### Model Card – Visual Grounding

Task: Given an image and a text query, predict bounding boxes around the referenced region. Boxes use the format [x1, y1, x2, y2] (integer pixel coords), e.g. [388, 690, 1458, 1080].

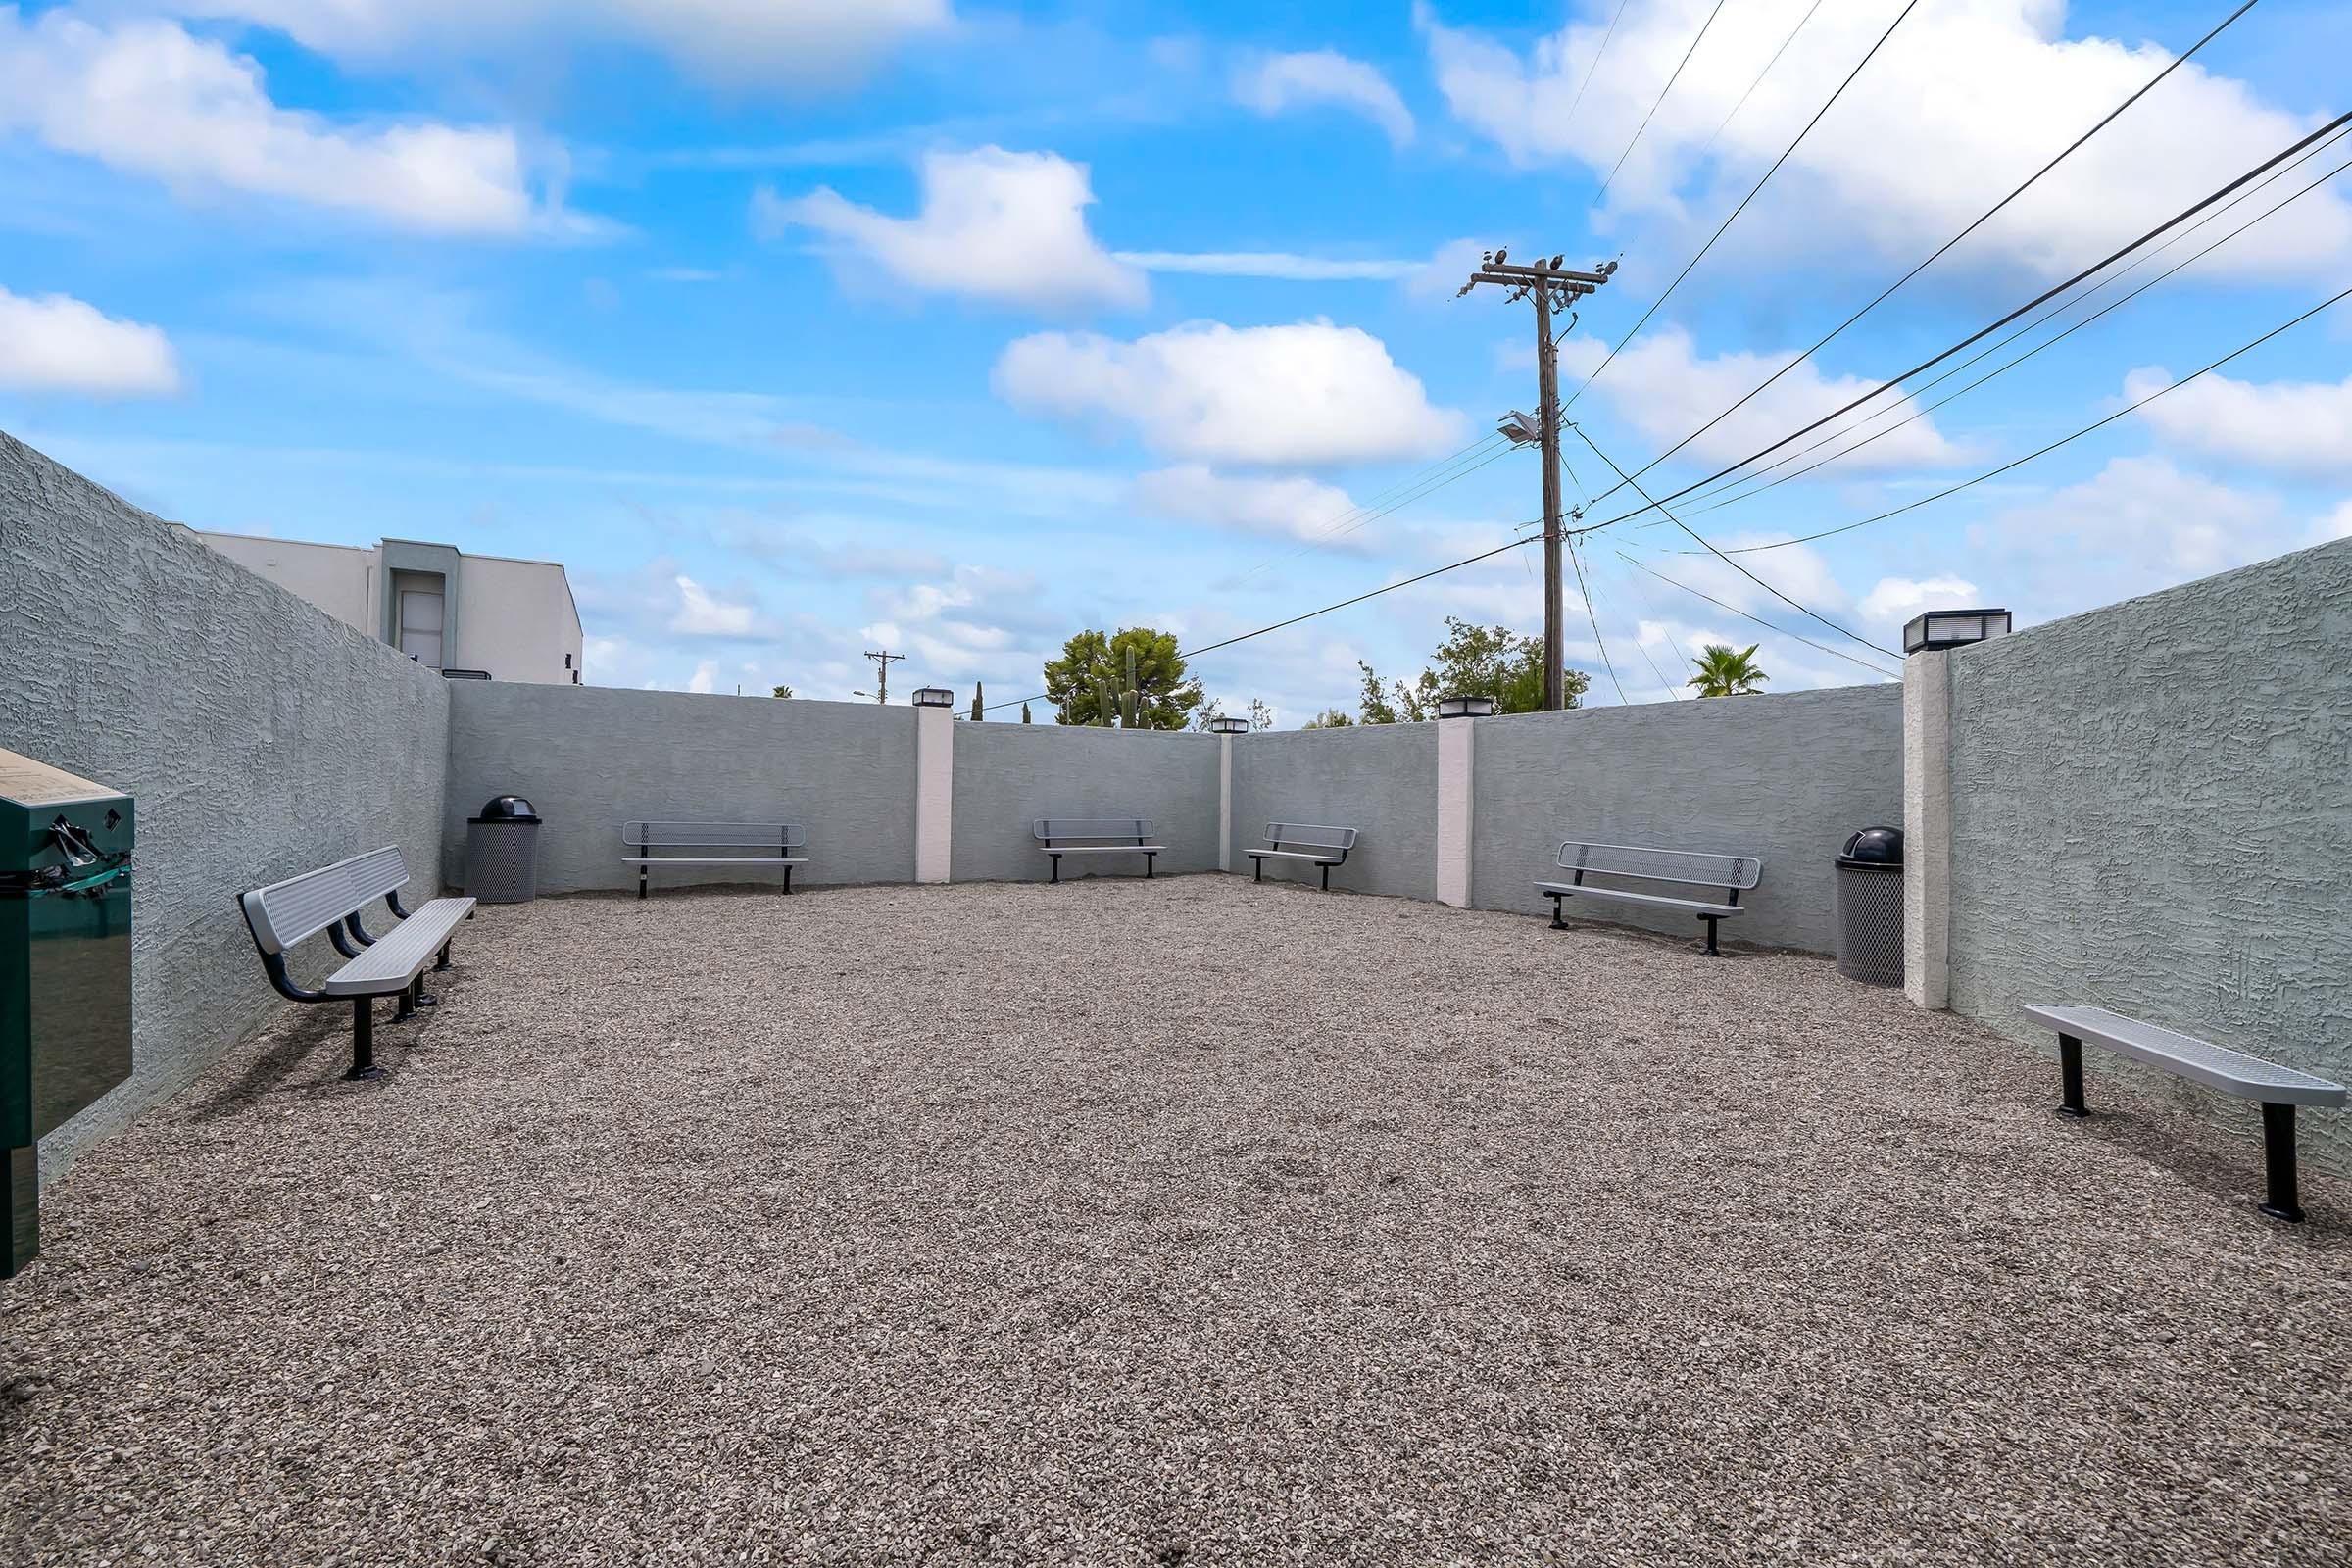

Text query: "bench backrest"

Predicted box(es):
[623, 821, 805, 851]
[1555, 841, 1761, 892]
[241, 846, 412, 956]
[1264, 823, 1356, 853]
[1033, 817, 1152, 842]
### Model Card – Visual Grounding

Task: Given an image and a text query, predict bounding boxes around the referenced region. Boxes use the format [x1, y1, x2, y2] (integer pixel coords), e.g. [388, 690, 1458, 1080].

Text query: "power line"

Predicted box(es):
[1569, 0, 1922, 407]
[1563, 0, 1636, 135]
[1603, 557, 1690, 699]
[1566, 533, 1628, 704]
[1615, 551, 1900, 678]
[1580, 107, 2352, 533]
[1224, 433, 1511, 586]
[1695, 281, 2352, 555]
[1571, 424, 1897, 657]
[1671, 136, 2352, 522]
[1593, 0, 1733, 207]
[1580, 0, 2275, 512]
[1692, 0, 1831, 169]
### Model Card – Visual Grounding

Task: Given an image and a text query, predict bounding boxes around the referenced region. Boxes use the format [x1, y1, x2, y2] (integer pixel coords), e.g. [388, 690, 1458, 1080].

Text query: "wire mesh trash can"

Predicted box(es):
[465, 795, 542, 904]
[1834, 826, 1904, 987]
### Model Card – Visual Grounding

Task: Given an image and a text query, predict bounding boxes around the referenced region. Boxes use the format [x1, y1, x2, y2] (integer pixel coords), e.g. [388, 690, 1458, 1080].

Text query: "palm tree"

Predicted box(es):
[1688, 643, 1768, 697]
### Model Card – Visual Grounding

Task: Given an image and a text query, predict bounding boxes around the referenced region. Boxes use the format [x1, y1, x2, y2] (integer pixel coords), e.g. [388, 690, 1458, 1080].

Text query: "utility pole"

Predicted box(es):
[861, 648, 905, 704]
[1459, 249, 1616, 710]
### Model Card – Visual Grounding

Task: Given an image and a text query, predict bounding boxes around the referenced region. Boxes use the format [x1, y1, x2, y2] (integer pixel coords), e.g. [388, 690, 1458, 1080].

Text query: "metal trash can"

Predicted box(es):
[1834, 825, 1904, 987]
[465, 795, 542, 905]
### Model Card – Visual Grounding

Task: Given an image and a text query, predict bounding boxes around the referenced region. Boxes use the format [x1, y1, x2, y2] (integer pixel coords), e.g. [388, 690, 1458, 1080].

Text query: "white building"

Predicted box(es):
[185, 530, 584, 685]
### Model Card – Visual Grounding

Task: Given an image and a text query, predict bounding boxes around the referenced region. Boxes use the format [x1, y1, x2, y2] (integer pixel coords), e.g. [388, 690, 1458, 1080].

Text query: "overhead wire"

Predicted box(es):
[1565, 533, 1629, 704]
[1615, 550, 1900, 678]
[1593, 0, 1735, 207]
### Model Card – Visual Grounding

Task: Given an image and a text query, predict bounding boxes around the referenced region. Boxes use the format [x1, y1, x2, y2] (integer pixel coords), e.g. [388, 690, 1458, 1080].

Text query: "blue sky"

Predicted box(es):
[3, 0, 2347, 720]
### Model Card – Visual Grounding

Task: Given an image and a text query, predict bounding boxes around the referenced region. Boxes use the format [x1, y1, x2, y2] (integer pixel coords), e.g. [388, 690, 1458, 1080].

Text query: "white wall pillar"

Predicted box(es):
[914, 705, 953, 884]
[1436, 715, 1475, 907]
[1218, 733, 1234, 873]
[1903, 649, 1951, 1008]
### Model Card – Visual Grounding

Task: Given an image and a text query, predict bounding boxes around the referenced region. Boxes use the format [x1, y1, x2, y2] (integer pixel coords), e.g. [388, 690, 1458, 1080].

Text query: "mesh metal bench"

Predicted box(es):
[2024, 1003, 2346, 1223]
[238, 847, 475, 1080]
[622, 822, 808, 900]
[1535, 841, 1762, 956]
[1246, 823, 1357, 891]
[1033, 818, 1163, 882]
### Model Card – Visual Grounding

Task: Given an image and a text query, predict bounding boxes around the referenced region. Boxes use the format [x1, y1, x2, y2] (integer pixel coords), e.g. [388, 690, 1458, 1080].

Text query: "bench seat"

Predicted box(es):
[620, 856, 811, 866]
[1254, 849, 1344, 865]
[2023, 1002, 2346, 1223]
[623, 822, 807, 899]
[1044, 844, 1167, 855]
[1536, 841, 1762, 955]
[1247, 823, 1357, 891]
[1034, 818, 1162, 882]
[321, 898, 473, 996]
[1535, 881, 1742, 917]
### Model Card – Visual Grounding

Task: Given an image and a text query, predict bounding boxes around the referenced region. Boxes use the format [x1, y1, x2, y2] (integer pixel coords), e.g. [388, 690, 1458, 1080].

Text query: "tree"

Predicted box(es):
[770, 684, 795, 700]
[1354, 618, 1587, 722]
[1020, 702, 1033, 723]
[1688, 643, 1768, 697]
[970, 682, 984, 721]
[1300, 708, 1353, 729]
[1042, 627, 1204, 728]
[1249, 698, 1273, 732]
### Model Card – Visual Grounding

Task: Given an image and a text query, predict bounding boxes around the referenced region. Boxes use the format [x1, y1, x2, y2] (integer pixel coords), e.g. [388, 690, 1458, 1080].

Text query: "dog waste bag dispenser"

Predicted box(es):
[2, 749, 133, 1278]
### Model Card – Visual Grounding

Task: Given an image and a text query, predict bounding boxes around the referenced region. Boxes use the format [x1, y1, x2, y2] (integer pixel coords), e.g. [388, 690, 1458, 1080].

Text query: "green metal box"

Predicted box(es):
[2, 749, 133, 1277]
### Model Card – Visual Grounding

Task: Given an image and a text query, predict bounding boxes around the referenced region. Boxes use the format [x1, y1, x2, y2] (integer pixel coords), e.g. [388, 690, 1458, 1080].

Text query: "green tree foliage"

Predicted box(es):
[1043, 627, 1204, 728]
[1354, 618, 1587, 722]
[1300, 708, 1353, 729]
[1688, 643, 1768, 697]
[770, 684, 795, 699]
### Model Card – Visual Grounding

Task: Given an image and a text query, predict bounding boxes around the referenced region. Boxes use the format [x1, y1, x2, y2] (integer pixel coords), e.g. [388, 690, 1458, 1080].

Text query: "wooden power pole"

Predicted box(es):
[861, 649, 905, 704]
[1459, 250, 1616, 710]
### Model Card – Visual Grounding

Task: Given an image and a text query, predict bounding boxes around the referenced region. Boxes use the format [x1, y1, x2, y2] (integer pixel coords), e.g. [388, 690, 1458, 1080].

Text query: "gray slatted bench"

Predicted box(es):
[1247, 823, 1357, 891]
[1034, 818, 1163, 882]
[1536, 840, 1762, 956]
[238, 847, 475, 1081]
[2024, 1003, 2346, 1223]
[622, 822, 807, 900]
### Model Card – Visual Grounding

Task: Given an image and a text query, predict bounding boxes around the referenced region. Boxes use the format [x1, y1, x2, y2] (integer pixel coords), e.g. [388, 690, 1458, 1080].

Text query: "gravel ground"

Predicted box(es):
[4, 876, 2348, 1567]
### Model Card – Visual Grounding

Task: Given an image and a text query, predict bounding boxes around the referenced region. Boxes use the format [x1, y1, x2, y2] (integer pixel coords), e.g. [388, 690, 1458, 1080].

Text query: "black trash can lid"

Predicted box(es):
[470, 795, 542, 825]
[1838, 825, 1902, 869]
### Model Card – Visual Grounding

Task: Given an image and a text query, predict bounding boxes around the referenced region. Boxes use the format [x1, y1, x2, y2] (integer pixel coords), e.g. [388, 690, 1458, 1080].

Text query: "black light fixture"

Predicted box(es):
[910, 686, 955, 707]
[1902, 608, 2013, 655]
[1208, 715, 1249, 734]
[1438, 694, 1496, 718]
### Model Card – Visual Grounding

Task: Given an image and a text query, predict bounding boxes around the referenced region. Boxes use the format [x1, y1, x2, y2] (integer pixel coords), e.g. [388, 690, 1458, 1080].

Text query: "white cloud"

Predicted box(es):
[1112, 251, 1417, 281]
[1556, 327, 1963, 472]
[860, 565, 1048, 683]
[994, 318, 1466, 466]
[1972, 455, 2292, 607]
[155, 0, 951, 91]
[2316, 501, 2352, 544]
[0, 11, 566, 235]
[761, 147, 1146, 312]
[1417, 0, 2352, 279]
[686, 660, 719, 694]
[1131, 465, 1369, 547]
[2124, 366, 2352, 476]
[0, 285, 180, 396]
[1233, 50, 1415, 147]
[1858, 573, 1980, 629]
[670, 574, 759, 636]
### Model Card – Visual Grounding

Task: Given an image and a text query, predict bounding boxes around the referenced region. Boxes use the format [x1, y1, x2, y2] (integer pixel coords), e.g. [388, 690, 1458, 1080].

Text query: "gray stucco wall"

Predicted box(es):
[0, 430, 450, 1179]
[951, 722, 1222, 882]
[443, 684, 915, 893]
[1946, 538, 2352, 1173]
[1469, 685, 1905, 953]
[1229, 723, 1438, 899]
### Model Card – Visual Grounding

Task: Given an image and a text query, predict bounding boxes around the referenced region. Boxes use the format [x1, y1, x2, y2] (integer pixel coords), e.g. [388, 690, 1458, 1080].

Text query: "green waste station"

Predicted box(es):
[2, 748, 133, 1278]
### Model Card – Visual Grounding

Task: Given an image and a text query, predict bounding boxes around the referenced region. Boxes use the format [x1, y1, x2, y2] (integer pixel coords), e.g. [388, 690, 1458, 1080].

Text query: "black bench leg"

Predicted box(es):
[1320, 863, 1330, 891]
[2259, 1102, 2305, 1223]
[1253, 858, 1263, 882]
[415, 976, 439, 1008]
[2056, 1034, 2089, 1118]
[1146, 854, 1155, 879]
[1050, 856, 1059, 884]
[348, 998, 381, 1080]
[1549, 894, 1566, 931]
[1700, 915, 1721, 956]
[395, 982, 416, 1021]
[434, 943, 452, 972]
[784, 864, 793, 895]
[639, 865, 649, 901]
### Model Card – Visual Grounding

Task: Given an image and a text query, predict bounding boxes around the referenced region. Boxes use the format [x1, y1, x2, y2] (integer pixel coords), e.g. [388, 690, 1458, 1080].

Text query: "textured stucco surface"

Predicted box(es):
[1469, 685, 1905, 953]
[1227, 723, 1437, 899]
[950, 722, 1221, 882]
[443, 684, 915, 893]
[1947, 538, 2352, 1174]
[0, 430, 450, 1180]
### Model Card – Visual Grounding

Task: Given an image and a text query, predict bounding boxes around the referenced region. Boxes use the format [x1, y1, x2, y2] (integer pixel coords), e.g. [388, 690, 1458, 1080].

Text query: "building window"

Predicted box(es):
[564, 653, 573, 669]
[398, 588, 445, 669]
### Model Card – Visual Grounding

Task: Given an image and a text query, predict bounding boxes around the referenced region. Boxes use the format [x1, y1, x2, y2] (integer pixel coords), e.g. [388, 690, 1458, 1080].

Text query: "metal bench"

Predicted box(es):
[2023, 1003, 2346, 1223]
[622, 822, 808, 900]
[238, 847, 476, 1081]
[1535, 841, 1762, 956]
[1246, 823, 1357, 891]
[1033, 818, 1163, 882]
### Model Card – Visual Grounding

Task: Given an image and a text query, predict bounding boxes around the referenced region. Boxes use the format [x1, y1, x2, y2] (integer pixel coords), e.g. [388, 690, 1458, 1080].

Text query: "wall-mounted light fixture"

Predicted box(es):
[1208, 715, 1249, 734]
[910, 687, 955, 708]
[1437, 694, 1496, 718]
[1902, 609, 2013, 655]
